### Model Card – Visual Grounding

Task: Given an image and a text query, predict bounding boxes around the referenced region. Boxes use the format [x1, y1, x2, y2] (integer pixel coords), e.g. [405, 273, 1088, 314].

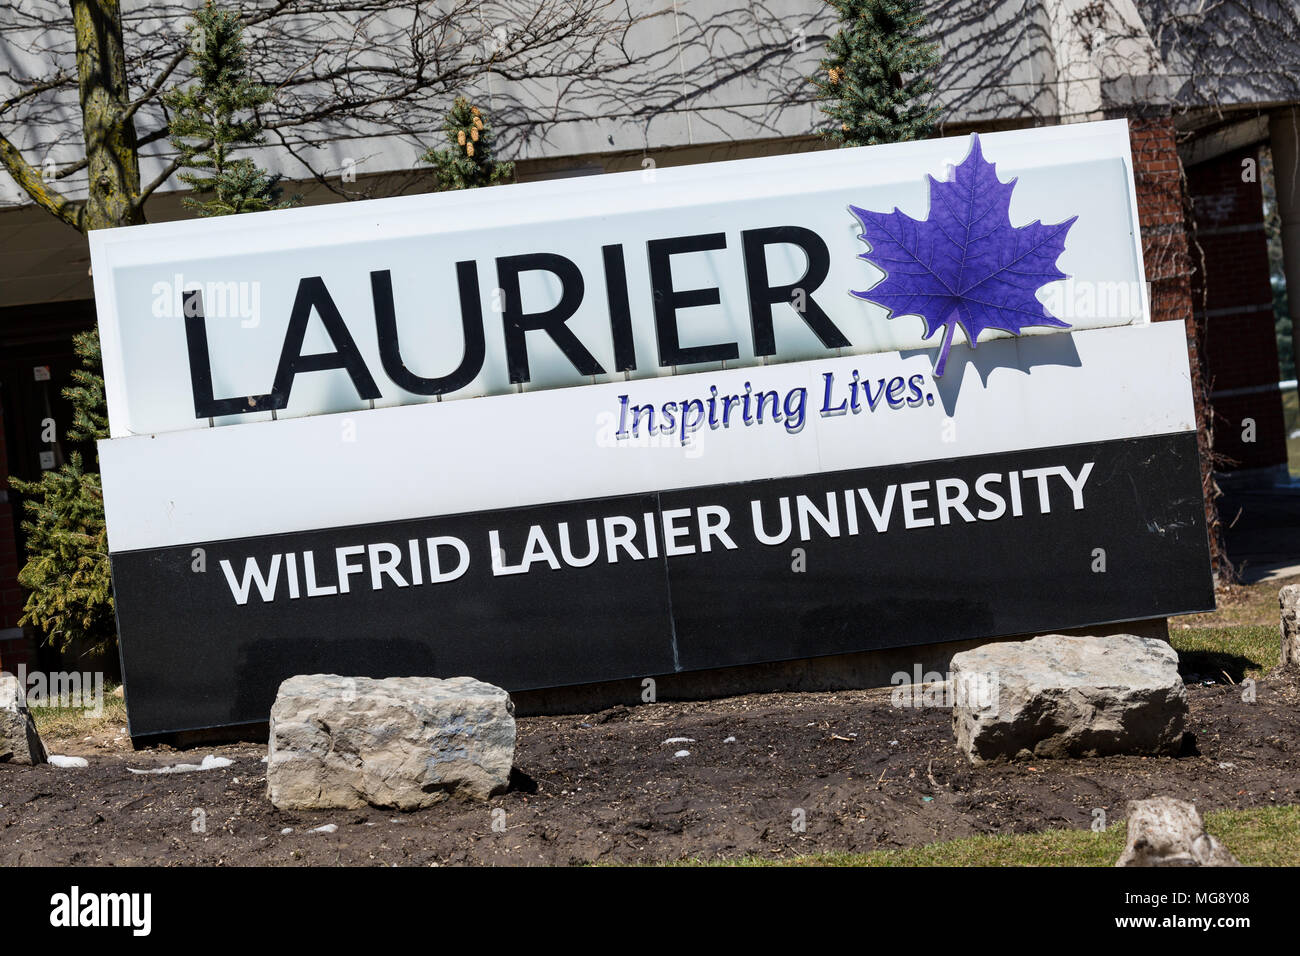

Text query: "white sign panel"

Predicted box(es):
[90, 120, 1147, 439]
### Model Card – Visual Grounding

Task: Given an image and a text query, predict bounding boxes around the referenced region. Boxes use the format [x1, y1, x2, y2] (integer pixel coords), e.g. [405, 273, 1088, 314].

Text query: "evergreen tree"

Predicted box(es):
[421, 98, 514, 191]
[63, 329, 109, 445]
[163, 2, 293, 215]
[813, 0, 940, 147]
[8, 333, 112, 655]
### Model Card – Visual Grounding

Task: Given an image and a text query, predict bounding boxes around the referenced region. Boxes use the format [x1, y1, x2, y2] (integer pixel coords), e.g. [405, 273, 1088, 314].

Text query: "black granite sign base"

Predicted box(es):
[111, 431, 1213, 740]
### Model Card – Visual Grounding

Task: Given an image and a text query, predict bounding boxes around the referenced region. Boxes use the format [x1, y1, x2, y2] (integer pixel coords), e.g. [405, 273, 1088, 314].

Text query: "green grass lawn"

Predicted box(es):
[669, 805, 1300, 867]
[1167, 570, 1295, 679]
[1168, 624, 1279, 681]
[29, 685, 127, 741]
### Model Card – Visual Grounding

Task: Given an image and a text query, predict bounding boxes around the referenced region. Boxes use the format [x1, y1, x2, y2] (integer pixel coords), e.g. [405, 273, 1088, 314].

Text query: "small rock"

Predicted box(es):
[662, 737, 695, 745]
[723, 736, 736, 744]
[1281, 585, 1300, 669]
[673, 750, 690, 758]
[280, 827, 293, 835]
[951, 633, 1186, 765]
[308, 824, 338, 834]
[1116, 798, 1241, 867]
[267, 674, 515, 811]
[0, 673, 46, 765]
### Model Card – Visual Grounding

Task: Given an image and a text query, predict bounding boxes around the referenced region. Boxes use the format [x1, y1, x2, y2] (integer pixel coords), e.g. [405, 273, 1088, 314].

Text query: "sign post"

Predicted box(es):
[90, 120, 1214, 741]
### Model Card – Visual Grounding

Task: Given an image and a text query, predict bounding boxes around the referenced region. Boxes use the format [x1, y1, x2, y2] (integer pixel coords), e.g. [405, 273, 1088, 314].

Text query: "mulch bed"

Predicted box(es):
[2, 673, 1297, 865]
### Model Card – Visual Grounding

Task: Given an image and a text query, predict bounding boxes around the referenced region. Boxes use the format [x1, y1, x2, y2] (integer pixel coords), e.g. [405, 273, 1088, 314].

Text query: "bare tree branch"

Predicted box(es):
[0, 128, 83, 228]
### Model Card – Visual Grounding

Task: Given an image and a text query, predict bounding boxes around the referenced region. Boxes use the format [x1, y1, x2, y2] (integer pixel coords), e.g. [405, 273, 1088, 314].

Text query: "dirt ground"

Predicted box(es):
[2, 670, 1298, 866]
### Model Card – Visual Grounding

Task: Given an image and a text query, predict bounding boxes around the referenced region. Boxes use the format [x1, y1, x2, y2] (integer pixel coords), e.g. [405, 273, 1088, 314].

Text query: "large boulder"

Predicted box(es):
[1281, 584, 1300, 670]
[0, 672, 47, 765]
[1116, 798, 1240, 866]
[267, 674, 515, 811]
[950, 633, 1186, 765]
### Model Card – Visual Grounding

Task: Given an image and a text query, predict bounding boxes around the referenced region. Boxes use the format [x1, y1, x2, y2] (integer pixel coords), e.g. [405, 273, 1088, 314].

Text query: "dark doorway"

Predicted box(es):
[0, 298, 99, 673]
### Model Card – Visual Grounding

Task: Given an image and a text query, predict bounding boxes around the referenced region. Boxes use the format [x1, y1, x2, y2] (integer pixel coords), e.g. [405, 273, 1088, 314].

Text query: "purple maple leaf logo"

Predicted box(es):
[850, 134, 1077, 377]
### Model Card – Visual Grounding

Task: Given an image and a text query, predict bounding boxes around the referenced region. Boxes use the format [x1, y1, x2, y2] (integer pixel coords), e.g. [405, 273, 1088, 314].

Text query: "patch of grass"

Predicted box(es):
[1167, 571, 1294, 680]
[669, 805, 1300, 867]
[30, 685, 127, 740]
[1171, 573, 1299, 631]
[1169, 624, 1279, 681]
[1202, 805, 1300, 866]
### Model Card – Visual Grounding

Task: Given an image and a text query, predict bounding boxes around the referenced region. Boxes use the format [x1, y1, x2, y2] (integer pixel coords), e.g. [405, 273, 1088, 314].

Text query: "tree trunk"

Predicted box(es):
[72, 0, 143, 231]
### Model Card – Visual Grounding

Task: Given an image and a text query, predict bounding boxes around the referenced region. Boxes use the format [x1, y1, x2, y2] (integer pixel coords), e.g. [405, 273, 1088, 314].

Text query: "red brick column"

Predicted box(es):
[1186, 146, 1289, 476]
[1128, 114, 1229, 581]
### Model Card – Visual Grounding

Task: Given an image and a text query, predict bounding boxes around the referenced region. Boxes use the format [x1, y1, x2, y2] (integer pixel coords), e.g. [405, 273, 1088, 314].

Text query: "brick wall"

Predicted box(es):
[1131, 118, 1196, 324]
[1127, 114, 1228, 576]
[1186, 145, 1289, 475]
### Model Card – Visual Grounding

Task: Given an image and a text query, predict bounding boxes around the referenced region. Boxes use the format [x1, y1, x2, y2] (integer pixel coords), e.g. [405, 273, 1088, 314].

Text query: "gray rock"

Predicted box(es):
[1281, 585, 1300, 670]
[1116, 797, 1241, 866]
[950, 633, 1186, 765]
[267, 674, 515, 811]
[0, 672, 46, 765]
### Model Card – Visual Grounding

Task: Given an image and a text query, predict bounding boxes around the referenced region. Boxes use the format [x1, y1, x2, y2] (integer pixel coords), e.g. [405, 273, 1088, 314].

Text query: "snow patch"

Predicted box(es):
[128, 754, 234, 775]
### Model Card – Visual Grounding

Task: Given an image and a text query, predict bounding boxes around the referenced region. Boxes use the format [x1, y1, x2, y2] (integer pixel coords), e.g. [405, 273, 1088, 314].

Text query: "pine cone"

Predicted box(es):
[457, 130, 466, 146]
[466, 142, 475, 157]
[471, 128, 479, 142]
